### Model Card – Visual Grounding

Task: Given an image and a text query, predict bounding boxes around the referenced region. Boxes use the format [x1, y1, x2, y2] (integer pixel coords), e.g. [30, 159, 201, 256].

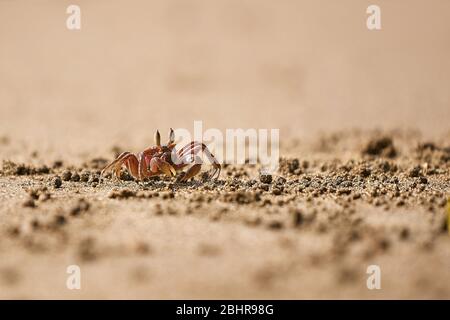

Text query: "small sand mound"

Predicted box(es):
[362, 137, 397, 158]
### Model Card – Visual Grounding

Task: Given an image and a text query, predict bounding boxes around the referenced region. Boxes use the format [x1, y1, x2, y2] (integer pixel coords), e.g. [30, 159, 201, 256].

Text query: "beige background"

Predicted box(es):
[1, 0, 449, 159]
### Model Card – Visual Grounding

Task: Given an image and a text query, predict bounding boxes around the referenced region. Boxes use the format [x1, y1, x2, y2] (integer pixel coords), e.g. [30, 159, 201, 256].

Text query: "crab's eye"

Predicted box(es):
[168, 128, 175, 144]
[154, 130, 161, 146]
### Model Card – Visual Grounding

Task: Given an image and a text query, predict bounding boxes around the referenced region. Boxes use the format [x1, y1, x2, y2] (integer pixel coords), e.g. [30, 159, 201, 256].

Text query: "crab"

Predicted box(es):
[101, 129, 221, 182]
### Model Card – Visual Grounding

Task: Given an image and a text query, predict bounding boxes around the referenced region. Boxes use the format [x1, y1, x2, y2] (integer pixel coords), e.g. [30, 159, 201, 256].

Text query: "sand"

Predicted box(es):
[0, 0, 449, 299]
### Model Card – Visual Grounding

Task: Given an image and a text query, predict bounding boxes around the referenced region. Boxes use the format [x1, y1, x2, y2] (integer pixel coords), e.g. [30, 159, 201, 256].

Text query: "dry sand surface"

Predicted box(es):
[0, 0, 449, 299]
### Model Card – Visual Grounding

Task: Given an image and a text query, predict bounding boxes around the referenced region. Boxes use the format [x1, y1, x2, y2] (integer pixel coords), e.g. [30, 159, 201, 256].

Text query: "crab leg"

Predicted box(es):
[180, 163, 202, 182]
[136, 152, 162, 180]
[101, 151, 140, 180]
[124, 154, 140, 179]
[150, 157, 176, 178]
[101, 151, 132, 178]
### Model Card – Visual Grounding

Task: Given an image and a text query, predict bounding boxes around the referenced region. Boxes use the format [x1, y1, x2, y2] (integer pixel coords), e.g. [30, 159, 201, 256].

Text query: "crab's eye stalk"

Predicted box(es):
[155, 130, 161, 147]
[168, 128, 175, 144]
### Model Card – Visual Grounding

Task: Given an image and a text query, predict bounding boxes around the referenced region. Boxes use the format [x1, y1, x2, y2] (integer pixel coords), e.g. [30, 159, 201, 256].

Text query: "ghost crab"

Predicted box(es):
[101, 129, 221, 182]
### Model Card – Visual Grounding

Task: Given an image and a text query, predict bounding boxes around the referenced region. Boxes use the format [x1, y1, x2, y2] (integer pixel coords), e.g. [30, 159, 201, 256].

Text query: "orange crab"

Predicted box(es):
[101, 129, 221, 182]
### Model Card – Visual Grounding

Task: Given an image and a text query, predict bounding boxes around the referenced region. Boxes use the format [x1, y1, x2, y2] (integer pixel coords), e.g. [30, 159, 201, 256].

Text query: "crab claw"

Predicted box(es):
[159, 161, 176, 177]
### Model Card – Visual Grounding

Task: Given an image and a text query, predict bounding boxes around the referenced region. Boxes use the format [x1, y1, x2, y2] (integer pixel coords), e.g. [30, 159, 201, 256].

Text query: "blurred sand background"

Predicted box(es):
[1, 0, 450, 158]
[0, 0, 449, 299]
